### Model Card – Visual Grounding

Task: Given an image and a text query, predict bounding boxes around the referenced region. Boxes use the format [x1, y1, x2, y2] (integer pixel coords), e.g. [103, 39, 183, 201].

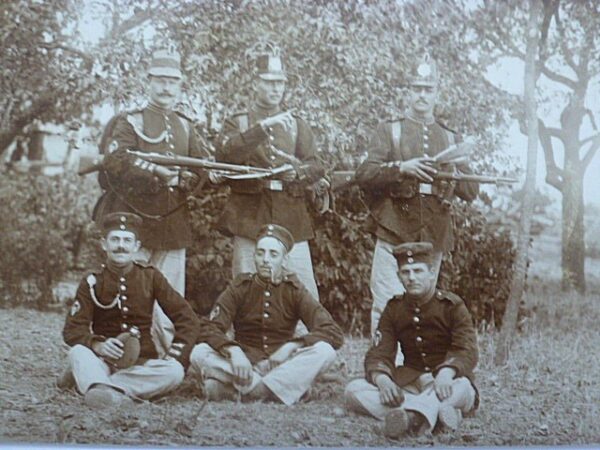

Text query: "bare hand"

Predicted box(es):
[390, 156, 437, 182]
[228, 346, 253, 387]
[267, 342, 301, 371]
[434, 368, 456, 401]
[154, 166, 179, 186]
[92, 338, 124, 360]
[375, 373, 404, 407]
[261, 111, 295, 132]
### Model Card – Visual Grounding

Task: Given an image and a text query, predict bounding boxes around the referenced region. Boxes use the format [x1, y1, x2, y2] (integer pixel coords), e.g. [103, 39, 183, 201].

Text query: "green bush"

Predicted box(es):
[0, 170, 100, 308]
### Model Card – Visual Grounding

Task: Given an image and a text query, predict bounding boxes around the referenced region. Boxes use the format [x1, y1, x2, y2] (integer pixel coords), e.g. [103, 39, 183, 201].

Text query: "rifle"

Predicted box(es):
[78, 150, 294, 180]
[329, 170, 518, 191]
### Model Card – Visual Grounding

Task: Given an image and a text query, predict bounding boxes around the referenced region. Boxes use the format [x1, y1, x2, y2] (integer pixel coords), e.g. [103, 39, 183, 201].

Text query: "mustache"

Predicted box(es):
[113, 248, 130, 254]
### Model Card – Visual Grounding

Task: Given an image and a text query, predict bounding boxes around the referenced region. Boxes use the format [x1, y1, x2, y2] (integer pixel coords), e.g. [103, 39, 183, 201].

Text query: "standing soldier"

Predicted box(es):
[215, 44, 325, 301]
[356, 53, 479, 335]
[94, 48, 207, 354]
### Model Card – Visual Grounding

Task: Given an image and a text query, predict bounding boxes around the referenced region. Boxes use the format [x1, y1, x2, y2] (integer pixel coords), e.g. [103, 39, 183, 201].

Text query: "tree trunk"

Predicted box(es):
[561, 155, 585, 293]
[494, 0, 541, 366]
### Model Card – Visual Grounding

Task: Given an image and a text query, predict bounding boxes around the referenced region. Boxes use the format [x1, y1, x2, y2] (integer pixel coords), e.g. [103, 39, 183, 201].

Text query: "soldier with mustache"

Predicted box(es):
[62, 213, 208, 409]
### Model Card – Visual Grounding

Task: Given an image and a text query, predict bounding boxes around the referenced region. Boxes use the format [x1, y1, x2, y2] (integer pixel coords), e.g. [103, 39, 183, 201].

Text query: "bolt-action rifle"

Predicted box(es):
[329, 170, 518, 191]
[78, 150, 294, 180]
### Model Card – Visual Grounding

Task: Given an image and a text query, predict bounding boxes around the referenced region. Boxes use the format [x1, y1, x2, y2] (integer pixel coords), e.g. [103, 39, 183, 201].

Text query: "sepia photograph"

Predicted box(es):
[1, 0, 599, 448]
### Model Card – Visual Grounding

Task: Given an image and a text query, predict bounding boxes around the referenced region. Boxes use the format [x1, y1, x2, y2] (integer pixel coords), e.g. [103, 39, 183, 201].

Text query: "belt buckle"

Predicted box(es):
[267, 180, 283, 191]
[419, 183, 432, 195]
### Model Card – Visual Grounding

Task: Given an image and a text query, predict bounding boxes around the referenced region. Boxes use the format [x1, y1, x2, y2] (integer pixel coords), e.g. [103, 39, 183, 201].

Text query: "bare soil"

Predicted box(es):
[2, 288, 600, 448]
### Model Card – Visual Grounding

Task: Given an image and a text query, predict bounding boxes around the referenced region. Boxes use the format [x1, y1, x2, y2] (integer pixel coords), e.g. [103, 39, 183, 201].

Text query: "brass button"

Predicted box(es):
[421, 352, 427, 357]
[264, 302, 270, 308]
[263, 344, 268, 349]
[122, 306, 129, 314]
[263, 313, 269, 319]
[121, 323, 128, 330]
[416, 336, 423, 343]
[413, 316, 420, 324]
[119, 277, 126, 283]
[120, 295, 127, 301]
[120, 285, 126, 291]
[263, 335, 268, 341]
[414, 307, 421, 314]
[424, 366, 431, 371]
[265, 291, 271, 297]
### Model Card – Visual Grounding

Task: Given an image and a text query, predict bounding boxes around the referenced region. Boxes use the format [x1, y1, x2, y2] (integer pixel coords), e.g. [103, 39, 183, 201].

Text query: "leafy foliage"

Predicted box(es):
[0, 170, 100, 307]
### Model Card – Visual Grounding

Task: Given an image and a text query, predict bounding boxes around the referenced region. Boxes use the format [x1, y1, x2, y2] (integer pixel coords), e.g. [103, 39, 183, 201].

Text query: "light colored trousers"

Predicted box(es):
[370, 238, 442, 335]
[232, 236, 319, 301]
[344, 374, 475, 431]
[135, 247, 186, 357]
[68, 345, 184, 399]
[190, 341, 336, 406]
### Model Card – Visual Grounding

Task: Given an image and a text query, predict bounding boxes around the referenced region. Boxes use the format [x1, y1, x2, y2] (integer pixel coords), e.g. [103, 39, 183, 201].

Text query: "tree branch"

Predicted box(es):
[539, 119, 564, 191]
[553, 3, 578, 72]
[581, 133, 600, 169]
[538, 60, 578, 89]
[39, 42, 93, 66]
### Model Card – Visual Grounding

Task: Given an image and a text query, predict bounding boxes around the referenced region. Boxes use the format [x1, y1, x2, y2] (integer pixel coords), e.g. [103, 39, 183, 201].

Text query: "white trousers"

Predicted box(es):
[344, 375, 475, 432]
[370, 238, 442, 335]
[232, 236, 319, 301]
[190, 342, 336, 406]
[68, 345, 184, 399]
[135, 247, 186, 357]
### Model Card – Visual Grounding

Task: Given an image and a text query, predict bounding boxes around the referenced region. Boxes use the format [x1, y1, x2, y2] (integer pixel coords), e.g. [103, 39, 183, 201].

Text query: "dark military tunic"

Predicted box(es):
[215, 103, 325, 242]
[203, 272, 343, 364]
[63, 262, 204, 367]
[95, 104, 206, 250]
[365, 289, 478, 389]
[355, 116, 479, 251]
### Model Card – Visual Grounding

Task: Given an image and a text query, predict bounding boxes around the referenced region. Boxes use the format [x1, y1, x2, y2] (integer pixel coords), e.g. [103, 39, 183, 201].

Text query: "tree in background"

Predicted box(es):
[470, 0, 600, 294]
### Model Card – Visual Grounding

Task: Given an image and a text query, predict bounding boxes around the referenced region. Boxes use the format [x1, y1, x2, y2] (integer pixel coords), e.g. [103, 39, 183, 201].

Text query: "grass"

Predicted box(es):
[2, 235, 600, 447]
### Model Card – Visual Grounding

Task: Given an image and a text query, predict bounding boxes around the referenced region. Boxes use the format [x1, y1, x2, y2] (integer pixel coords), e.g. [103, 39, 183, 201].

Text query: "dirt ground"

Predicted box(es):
[2, 283, 600, 449]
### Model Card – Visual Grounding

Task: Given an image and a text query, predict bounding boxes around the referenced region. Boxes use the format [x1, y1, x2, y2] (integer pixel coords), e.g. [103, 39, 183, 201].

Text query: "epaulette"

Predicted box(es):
[133, 260, 151, 269]
[437, 120, 457, 134]
[175, 109, 194, 122]
[281, 272, 304, 290]
[232, 272, 254, 287]
[435, 289, 463, 305]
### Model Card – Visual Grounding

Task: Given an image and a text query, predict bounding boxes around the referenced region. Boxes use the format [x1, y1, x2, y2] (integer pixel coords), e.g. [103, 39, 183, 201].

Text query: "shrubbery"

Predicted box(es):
[0, 170, 100, 307]
[1, 170, 515, 333]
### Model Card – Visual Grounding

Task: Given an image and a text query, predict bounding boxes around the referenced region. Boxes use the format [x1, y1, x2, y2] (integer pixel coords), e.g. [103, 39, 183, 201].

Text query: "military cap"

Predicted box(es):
[148, 48, 182, 79]
[255, 44, 287, 81]
[101, 212, 143, 237]
[256, 224, 294, 252]
[393, 242, 435, 266]
[410, 53, 438, 87]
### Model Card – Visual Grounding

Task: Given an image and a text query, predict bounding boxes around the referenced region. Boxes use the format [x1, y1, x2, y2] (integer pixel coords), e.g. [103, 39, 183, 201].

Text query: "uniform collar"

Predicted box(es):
[147, 102, 173, 116]
[251, 102, 281, 119]
[405, 110, 435, 126]
[105, 260, 134, 276]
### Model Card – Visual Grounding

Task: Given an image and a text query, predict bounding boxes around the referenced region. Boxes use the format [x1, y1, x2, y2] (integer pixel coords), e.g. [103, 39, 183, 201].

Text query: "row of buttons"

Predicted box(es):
[412, 305, 430, 371]
[119, 277, 130, 331]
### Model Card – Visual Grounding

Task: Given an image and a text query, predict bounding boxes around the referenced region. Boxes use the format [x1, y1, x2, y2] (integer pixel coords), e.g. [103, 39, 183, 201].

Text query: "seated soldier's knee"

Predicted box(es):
[312, 341, 337, 363]
[162, 359, 185, 387]
[189, 343, 213, 370]
[344, 378, 371, 397]
[68, 344, 94, 363]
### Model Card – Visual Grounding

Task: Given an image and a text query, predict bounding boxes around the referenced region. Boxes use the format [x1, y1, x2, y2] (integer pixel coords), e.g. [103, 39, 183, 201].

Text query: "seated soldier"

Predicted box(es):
[190, 224, 344, 405]
[344, 242, 478, 438]
[62, 212, 207, 409]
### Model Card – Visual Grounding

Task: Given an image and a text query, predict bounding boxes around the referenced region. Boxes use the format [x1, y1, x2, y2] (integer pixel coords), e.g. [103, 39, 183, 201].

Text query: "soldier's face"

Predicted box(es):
[148, 75, 182, 109]
[254, 237, 288, 282]
[102, 230, 141, 266]
[398, 262, 436, 297]
[408, 83, 438, 117]
[254, 78, 286, 107]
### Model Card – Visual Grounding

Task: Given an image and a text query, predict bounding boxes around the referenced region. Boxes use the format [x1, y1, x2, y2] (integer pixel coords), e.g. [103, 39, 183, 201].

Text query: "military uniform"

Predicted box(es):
[215, 49, 324, 301]
[94, 49, 207, 354]
[63, 261, 204, 400]
[190, 271, 344, 405]
[356, 55, 479, 334]
[345, 288, 478, 431]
